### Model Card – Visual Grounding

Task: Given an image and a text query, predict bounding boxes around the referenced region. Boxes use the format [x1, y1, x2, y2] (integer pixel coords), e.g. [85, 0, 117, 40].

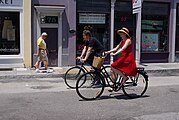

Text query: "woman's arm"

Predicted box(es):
[111, 39, 131, 56]
[105, 42, 121, 54]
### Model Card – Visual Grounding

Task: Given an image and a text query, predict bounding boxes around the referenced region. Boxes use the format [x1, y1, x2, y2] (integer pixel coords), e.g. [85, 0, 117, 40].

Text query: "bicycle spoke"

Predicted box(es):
[122, 72, 148, 98]
[64, 66, 85, 89]
[76, 72, 105, 100]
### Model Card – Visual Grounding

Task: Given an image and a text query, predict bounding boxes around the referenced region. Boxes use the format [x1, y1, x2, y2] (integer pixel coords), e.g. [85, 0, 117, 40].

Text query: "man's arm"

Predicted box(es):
[34, 45, 40, 56]
[35, 38, 41, 56]
[83, 47, 92, 61]
[77, 46, 87, 59]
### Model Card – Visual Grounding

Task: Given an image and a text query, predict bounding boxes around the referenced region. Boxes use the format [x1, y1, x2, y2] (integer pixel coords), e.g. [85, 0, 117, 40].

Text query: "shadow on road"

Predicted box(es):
[101, 93, 150, 100]
[78, 93, 150, 101]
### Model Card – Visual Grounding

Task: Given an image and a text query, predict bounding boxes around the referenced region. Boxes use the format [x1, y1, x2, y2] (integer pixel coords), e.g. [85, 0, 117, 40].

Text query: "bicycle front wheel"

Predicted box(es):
[76, 71, 105, 100]
[64, 66, 85, 89]
[122, 71, 148, 98]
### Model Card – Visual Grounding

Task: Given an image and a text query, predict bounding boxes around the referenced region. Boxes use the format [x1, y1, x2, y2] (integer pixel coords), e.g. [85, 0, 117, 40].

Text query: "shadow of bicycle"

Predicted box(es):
[99, 93, 150, 100]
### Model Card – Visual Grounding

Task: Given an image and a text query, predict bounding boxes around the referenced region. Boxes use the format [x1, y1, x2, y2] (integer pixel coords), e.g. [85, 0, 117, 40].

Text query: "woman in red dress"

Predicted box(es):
[105, 27, 136, 85]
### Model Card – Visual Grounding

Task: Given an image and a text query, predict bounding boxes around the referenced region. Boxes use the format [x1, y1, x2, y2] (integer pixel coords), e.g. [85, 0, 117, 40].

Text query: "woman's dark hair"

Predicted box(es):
[83, 30, 91, 37]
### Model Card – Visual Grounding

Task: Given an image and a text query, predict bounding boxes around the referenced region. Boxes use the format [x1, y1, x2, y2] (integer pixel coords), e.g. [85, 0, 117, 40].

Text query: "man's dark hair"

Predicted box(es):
[83, 30, 91, 37]
[84, 25, 92, 31]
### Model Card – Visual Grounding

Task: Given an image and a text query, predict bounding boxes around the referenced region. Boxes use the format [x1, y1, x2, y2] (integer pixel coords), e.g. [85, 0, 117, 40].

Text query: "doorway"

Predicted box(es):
[41, 28, 58, 67]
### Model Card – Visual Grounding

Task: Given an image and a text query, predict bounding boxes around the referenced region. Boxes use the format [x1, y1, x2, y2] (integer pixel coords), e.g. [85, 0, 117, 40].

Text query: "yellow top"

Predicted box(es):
[37, 37, 46, 49]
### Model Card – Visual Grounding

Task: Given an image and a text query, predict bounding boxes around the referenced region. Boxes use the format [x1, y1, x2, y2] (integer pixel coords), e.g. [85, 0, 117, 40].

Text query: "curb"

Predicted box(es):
[0, 73, 64, 79]
[0, 69, 179, 79]
[146, 69, 179, 76]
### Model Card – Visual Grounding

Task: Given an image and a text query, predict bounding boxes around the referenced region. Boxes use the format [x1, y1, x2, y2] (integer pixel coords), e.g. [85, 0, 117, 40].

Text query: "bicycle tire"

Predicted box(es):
[76, 71, 105, 100]
[64, 66, 85, 89]
[101, 65, 111, 77]
[101, 65, 112, 86]
[122, 71, 148, 98]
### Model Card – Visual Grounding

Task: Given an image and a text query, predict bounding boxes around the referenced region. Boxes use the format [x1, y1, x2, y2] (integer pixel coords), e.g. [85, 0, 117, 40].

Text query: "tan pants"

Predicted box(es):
[37, 49, 48, 62]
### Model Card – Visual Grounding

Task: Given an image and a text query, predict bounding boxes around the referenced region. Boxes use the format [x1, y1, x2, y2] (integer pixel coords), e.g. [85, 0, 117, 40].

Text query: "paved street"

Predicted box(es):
[0, 76, 179, 120]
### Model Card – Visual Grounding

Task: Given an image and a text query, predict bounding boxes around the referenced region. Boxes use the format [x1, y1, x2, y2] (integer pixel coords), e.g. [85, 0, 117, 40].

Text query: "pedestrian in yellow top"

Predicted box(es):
[34, 32, 53, 73]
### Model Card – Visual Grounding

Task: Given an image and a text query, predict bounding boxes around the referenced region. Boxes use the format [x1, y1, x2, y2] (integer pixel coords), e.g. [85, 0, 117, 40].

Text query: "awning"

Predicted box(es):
[34, 6, 65, 13]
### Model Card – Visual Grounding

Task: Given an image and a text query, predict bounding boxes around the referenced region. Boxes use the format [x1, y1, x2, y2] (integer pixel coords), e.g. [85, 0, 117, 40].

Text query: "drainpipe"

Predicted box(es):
[169, 1, 176, 62]
[110, 0, 116, 64]
[135, 10, 142, 64]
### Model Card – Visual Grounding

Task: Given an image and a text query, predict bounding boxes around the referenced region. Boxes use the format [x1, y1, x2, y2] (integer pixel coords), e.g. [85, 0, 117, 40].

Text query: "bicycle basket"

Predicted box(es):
[92, 56, 105, 69]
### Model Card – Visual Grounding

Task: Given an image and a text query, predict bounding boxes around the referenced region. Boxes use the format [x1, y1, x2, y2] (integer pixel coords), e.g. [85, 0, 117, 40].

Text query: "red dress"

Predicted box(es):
[111, 39, 136, 76]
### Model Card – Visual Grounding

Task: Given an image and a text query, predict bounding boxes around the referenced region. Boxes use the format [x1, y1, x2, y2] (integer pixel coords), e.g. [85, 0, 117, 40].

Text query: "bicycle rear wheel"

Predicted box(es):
[64, 66, 85, 89]
[76, 71, 105, 100]
[122, 71, 148, 98]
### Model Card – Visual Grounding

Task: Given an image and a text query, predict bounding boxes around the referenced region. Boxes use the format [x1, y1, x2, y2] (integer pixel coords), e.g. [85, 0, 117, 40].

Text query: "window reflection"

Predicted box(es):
[0, 12, 20, 55]
[142, 2, 169, 52]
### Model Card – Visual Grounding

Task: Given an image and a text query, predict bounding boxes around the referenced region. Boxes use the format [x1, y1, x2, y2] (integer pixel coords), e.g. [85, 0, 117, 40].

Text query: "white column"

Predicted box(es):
[110, 0, 116, 64]
[36, 12, 41, 40]
[135, 10, 142, 64]
[169, 1, 177, 62]
[58, 13, 63, 66]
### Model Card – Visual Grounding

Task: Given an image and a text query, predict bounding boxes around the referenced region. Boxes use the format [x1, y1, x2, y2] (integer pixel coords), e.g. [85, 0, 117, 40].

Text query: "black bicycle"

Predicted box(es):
[76, 66, 149, 100]
[64, 60, 110, 89]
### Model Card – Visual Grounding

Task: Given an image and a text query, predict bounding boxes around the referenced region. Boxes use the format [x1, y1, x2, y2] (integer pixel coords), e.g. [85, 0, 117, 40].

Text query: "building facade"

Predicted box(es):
[30, 0, 179, 67]
[2, 0, 179, 68]
[0, 0, 31, 68]
[75, 0, 179, 65]
[135, 0, 179, 63]
[32, 0, 76, 67]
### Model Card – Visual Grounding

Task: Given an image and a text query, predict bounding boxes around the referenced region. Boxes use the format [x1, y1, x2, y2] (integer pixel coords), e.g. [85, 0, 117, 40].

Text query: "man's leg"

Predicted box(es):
[35, 60, 41, 73]
[86, 51, 95, 66]
[43, 60, 48, 70]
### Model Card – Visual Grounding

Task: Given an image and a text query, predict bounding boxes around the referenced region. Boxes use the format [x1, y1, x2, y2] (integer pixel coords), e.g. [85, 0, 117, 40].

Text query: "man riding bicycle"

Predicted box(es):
[77, 30, 105, 66]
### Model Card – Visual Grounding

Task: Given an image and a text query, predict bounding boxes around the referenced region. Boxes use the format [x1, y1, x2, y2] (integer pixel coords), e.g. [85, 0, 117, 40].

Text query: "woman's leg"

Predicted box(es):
[111, 66, 128, 82]
[110, 67, 117, 83]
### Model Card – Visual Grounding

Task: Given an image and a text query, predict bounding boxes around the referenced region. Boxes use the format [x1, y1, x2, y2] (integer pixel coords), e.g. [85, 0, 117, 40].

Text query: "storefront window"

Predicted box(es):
[142, 2, 169, 52]
[0, 12, 20, 55]
[77, 0, 110, 64]
[76, 13, 110, 57]
[114, 1, 134, 49]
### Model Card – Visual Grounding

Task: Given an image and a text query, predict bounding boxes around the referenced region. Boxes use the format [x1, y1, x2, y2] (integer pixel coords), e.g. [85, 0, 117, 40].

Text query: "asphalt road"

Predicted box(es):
[0, 76, 179, 120]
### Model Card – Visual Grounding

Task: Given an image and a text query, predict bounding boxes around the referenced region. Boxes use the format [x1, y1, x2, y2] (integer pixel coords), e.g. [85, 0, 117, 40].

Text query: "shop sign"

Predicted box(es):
[0, 0, 22, 7]
[132, 0, 142, 14]
[79, 13, 105, 24]
[142, 20, 163, 30]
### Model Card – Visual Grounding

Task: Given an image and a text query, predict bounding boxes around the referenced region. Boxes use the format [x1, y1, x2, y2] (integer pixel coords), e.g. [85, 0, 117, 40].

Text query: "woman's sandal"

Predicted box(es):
[108, 84, 117, 92]
[121, 77, 129, 85]
[108, 77, 129, 92]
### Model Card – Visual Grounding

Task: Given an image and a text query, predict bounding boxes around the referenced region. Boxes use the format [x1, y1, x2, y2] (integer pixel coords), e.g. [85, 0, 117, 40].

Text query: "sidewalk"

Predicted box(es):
[0, 63, 179, 79]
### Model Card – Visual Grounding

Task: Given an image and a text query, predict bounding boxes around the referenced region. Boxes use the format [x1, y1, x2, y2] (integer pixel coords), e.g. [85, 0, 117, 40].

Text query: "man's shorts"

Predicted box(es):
[37, 49, 48, 61]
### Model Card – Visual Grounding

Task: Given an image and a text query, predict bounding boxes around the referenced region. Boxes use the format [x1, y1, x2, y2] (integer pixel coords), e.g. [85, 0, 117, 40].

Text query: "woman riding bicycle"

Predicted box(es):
[105, 27, 136, 91]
